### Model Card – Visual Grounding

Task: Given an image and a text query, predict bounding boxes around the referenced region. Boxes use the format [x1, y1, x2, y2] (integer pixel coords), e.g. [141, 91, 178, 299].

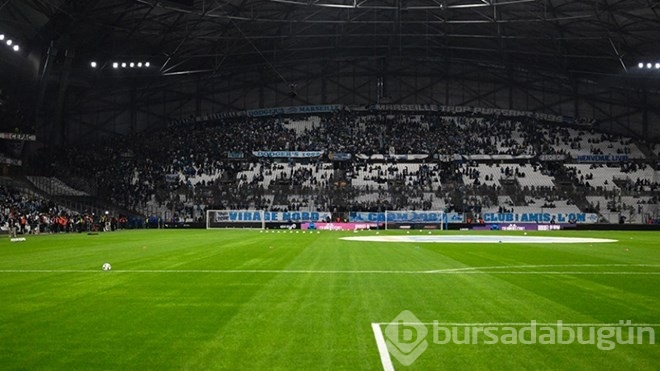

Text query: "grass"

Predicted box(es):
[0, 229, 659, 370]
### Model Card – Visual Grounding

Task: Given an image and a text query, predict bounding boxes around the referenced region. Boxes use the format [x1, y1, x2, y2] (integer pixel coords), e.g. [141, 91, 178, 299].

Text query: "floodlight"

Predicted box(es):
[12, 45, 19, 52]
[112, 62, 119, 68]
[638, 62, 644, 68]
[647, 63, 653, 69]
[121, 62, 127, 68]
[0, 34, 4, 41]
[656, 63, 660, 69]
[129, 62, 135, 68]
[145, 62, 150, 67]
[137, 62, 142, 67]
[90, 61, 97, 68]
[6, 39, 12, 46]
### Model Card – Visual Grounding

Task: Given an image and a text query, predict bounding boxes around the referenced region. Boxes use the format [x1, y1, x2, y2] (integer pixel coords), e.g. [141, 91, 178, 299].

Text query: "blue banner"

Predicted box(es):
[481, 212, 598, 224]
[215, 210, 332, 223]
[252, 151, 323, 158]
[349, 211, 464, 223]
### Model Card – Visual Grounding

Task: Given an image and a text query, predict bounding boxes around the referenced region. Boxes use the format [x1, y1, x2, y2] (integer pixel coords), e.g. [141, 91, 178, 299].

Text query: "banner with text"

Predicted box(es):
[481, 212, 598, 224]
[355, 154, 429, 161]
[302, 222, 380, 231]
[349, 211, 464, 223]
[538, 154, 567, 161]
[576, 155, 629, 162]
[0, 132, 36, 141]
[247, 105, 341, 117]
[252, 151, 323, 158]
[367, 104, 579, 125]
[171, 103, 596, 128]
[215, 210, 332, 223]
[472, 223, 566, 231]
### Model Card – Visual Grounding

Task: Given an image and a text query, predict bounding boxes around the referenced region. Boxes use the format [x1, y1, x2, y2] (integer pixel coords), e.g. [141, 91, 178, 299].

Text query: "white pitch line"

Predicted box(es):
[0, 269, 660, 275]
[375, 322, 660, 327]
[341, 235, 618, 244]
[424, 263, 660, 273]
[371, 323, 395, 371]
[440, 271, 660, 275]
[3, 263, 658, 275]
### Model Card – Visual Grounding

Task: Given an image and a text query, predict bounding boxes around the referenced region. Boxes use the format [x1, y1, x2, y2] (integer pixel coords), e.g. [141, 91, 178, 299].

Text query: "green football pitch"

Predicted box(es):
[0, 229, 658, 370]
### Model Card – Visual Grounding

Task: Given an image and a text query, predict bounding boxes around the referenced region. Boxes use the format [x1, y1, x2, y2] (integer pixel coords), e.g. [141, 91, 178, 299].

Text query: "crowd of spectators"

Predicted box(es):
[28, 110, 658, 221]
[0, 185, 133, 234]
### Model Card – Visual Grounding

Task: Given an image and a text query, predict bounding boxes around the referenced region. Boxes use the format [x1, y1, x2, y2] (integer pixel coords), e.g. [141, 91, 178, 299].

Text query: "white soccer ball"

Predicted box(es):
[102, 263, 112, 271]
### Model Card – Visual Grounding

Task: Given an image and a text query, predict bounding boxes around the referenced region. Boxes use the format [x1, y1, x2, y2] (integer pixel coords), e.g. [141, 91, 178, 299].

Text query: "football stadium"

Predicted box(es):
[1, 1, 660, 370]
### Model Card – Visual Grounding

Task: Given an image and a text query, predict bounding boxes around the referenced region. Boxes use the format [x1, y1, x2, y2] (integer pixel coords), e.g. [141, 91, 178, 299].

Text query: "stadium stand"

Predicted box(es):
[27, 176, 89, 196]
[31, 110, 658, 224]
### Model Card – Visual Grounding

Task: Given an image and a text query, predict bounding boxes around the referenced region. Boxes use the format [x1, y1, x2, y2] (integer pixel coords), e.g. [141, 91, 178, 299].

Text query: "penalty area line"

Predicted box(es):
[371, 323, 395, 371]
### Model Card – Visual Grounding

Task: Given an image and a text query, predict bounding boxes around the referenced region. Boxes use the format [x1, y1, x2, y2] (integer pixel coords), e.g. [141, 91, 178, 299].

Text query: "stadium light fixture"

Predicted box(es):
[89, 59, 155, 73]
[12, 45, 19, 52]
[637, 61, 660, 71]
[6, 39, 12, 46]
[0, 34, 4, 41]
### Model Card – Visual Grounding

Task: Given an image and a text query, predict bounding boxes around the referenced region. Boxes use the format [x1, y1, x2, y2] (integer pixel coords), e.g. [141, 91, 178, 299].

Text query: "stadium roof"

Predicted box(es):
[3, 0, 660, 80]
[2, 0, 660, 143]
